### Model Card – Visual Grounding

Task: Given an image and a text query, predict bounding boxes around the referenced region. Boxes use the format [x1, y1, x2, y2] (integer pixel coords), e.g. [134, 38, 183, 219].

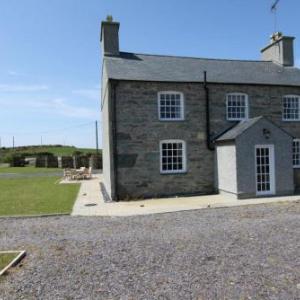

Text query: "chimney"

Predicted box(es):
[101, 15, 120, 56]
[261, 32, 295, 66]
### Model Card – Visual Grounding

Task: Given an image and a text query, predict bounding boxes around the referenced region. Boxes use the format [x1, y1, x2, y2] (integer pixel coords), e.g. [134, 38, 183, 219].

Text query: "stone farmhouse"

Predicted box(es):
[101, 17, 300, 201]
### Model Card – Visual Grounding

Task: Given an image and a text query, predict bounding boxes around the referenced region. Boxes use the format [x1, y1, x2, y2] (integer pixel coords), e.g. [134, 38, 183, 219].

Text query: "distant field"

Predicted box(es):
[0, 145, 101, 162]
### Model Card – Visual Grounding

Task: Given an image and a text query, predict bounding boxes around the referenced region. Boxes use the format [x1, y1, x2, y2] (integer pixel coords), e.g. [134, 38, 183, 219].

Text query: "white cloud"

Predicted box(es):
[296, 58, 300, 67]
[0, 84, 49, 92]
[72, 87, 100, 101]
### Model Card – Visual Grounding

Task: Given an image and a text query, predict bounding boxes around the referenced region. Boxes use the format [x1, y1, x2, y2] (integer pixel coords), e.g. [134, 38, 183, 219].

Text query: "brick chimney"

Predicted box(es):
[261, 32, 295, 66]
[101, 16, 120, 56]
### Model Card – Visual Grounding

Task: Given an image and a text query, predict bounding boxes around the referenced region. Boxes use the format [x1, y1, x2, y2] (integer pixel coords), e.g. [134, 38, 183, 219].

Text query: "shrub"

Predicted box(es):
[73, 150, 83, 156]
[9, 154, 26, 167]
[90, 154, 102, 169]
[35, 152, 54, 157]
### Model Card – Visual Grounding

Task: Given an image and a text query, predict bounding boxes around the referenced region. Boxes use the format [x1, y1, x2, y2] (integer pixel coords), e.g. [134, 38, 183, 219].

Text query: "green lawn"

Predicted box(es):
[0, 176, 80, 216]
[0, 167, 61, 174]
[0, 253, 18, 270]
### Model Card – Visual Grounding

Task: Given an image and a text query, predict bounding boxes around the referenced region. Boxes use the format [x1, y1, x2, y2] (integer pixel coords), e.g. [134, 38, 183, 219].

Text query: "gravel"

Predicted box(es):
[0, 202, 299, 300]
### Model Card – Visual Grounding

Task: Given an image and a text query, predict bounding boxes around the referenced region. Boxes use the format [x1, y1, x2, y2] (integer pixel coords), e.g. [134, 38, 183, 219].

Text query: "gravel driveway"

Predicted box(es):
[0, 202, 299, 300]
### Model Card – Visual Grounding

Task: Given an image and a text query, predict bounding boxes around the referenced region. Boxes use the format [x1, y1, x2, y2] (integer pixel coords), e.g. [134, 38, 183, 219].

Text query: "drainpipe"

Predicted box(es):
[203, 71, 214, 151]
[111, 80, 119, 201]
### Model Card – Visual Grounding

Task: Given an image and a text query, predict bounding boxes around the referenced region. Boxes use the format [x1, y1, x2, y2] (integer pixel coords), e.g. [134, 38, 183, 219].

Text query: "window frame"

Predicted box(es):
[226, 93, 249, 121]
[293, 139, 300, 168]
[282, 95, 300, 122]
[157, 91, 185, 121]
[159, 139, 187, 174]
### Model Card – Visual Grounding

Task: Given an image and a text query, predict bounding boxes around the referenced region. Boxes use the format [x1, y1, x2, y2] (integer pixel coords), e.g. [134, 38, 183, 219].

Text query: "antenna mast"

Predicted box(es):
[271, 0, 280, 32]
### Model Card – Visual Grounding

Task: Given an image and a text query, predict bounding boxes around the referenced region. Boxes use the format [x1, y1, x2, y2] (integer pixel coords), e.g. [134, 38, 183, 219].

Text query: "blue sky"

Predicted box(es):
[0, 0, 299, 148]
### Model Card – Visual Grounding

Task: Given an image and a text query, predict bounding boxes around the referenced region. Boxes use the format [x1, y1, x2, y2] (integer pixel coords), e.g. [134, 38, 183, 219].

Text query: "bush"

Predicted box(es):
[3, 153, 24, 164]
[47, 156, 58, 168]
[74, 155, 89, 168]
[61, 156, 74, 168]
[90, 154, 102, 169]
[3, 155, 12, 164]
[35, 152, 54, 157]
[10, 154, 26, 167]
[35, 156, 47, 168]
[73, 150, 83, 156]
[35, 156, 58, 168]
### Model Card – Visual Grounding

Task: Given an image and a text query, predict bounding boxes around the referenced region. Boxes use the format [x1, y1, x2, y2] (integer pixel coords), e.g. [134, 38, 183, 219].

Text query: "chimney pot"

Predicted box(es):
[106, 15, 113, 22]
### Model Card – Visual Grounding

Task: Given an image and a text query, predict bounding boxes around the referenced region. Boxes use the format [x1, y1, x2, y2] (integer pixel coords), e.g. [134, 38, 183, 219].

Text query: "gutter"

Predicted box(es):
[111, 80, 119, 201]
[203, 71, 215, 151]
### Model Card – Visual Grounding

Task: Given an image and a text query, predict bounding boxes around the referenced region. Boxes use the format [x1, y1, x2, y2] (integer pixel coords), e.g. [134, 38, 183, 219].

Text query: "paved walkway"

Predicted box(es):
[65, 175, 300, 216]
[60, 174, 104, 216]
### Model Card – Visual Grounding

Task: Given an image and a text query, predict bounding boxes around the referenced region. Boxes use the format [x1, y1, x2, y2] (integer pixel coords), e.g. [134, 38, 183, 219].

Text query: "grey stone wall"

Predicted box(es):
[112, 81, 300, 200]
[115, 81, 214, 199]
[208, 84, 300, 138]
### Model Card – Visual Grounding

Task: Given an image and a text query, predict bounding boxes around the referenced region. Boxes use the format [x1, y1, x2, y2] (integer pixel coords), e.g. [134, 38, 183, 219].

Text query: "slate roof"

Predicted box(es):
[216, 116, 294, 142]
[216, 117, 264, 142]
[104, 52, 300, 86]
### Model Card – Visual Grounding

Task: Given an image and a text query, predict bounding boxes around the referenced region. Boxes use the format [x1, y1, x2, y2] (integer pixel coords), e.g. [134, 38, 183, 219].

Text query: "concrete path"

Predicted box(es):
[62, 174, 104, 216]
[90, 193, 300, 217]
[66, 174, 300, 216]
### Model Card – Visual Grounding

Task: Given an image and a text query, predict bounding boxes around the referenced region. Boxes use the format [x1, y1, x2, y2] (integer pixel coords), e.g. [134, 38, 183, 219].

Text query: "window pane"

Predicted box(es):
[227, 94, 247, 120]
[293, 140, 300, 167]
[283, 96, 300, 121]
[159, 93, 183, 120]
[256, 146, 272, 193]
[161, 141, 185, 173]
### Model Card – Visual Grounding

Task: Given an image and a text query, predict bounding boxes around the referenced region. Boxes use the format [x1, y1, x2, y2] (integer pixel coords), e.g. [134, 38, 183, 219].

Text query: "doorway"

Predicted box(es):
[255, 145, 275, 196]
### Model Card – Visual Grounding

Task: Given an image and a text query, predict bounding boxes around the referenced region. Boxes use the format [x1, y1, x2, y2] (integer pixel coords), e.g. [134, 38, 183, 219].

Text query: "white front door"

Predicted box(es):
[255, 145, 275, 196]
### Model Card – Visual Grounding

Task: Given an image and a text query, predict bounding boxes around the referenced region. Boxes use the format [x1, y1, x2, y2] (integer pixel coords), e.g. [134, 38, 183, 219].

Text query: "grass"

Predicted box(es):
[0, 166, 62, 174]
[0, 176, 80, 216]
[0, 253, 18, 270]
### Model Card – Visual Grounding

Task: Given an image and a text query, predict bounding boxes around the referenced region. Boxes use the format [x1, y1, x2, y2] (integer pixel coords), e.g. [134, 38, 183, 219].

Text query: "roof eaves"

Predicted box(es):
[216, 116, 263, 142]
[104, 76, 300, 88]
